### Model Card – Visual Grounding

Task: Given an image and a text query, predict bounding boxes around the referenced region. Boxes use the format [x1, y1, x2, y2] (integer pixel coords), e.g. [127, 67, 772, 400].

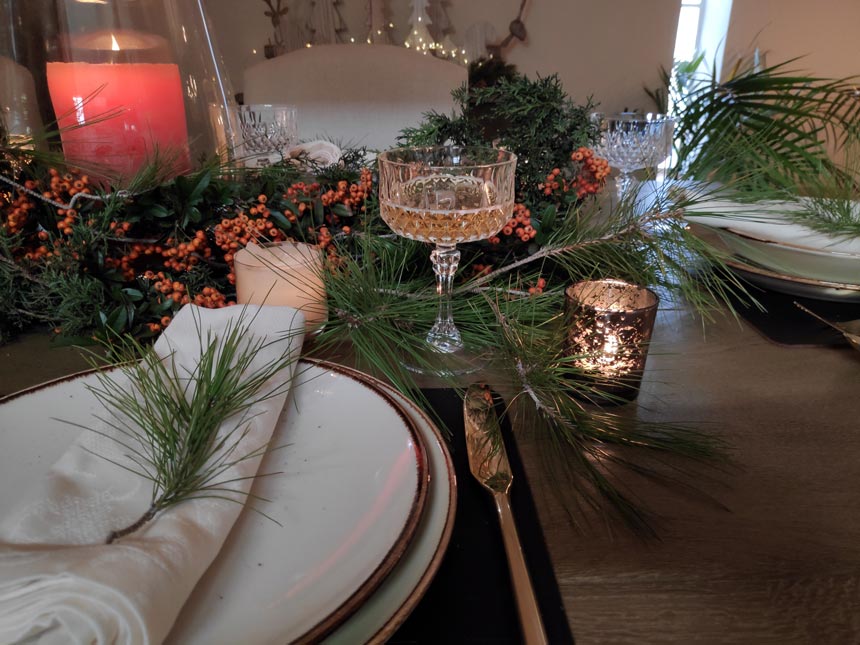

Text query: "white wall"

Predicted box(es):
[204, 0, 680, 113]
[723, 0, 860, 80]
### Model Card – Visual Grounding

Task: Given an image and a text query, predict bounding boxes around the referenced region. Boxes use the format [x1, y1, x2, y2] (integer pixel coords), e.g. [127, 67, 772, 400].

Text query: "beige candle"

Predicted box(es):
[234, 241, 328, 332]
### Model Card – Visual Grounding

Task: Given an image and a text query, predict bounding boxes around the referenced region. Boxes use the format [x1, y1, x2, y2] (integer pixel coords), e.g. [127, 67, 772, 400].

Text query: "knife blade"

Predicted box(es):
[463, 384, 548, 645]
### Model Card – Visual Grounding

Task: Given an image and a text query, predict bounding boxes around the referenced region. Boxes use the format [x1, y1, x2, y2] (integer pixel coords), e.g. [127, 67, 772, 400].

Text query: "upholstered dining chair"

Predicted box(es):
[243, 44, 467, 151]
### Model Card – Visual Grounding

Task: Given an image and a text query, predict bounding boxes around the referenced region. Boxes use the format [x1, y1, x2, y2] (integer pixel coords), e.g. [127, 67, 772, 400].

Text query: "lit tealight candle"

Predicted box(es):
[564, 279, 659, 402]
[233, 241, 328, 333]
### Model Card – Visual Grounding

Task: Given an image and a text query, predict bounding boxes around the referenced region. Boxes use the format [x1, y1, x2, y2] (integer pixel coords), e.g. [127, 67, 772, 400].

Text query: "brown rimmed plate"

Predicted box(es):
[0, 360, 430, 644]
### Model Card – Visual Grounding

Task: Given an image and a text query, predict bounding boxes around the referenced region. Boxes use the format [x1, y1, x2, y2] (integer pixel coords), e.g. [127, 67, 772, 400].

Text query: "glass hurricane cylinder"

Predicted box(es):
[564, 279, 659, 403]
[0, 0, 237, 183]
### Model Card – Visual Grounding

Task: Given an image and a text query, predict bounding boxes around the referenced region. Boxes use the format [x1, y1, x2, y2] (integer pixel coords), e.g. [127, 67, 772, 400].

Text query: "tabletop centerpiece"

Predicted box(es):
[2, 46, 860, 534]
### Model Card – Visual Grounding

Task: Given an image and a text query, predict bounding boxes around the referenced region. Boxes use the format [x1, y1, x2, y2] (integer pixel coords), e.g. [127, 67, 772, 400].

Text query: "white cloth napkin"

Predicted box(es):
[289, 139, 342, 166]
[0, 304, 305, 645]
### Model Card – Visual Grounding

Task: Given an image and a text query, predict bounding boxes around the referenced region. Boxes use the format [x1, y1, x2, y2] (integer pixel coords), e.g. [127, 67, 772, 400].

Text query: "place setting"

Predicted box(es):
[2, 1, 860, 643]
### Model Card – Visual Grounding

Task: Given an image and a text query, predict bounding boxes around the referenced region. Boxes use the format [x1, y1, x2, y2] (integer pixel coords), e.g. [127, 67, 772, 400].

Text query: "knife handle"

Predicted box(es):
[494, 491, 549, 645]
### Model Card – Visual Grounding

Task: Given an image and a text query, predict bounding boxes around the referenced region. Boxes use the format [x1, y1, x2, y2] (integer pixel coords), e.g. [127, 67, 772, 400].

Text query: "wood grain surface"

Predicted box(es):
[520, 306, 860, 644]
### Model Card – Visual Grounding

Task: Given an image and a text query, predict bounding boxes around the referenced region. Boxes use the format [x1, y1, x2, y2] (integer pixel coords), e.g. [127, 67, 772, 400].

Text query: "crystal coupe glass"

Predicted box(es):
[237, 104, 298, 167]
[591, 112, 674, 201]
[378, 146, 516, 355]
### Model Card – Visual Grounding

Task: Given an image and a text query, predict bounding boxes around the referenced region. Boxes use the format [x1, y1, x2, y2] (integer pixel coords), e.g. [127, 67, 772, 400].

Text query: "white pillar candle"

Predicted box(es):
[234, 241, 328, 332]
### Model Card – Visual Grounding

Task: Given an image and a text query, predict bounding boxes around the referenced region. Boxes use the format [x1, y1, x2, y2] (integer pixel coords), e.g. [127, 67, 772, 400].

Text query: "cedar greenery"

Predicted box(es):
[399, 70, 599, 206]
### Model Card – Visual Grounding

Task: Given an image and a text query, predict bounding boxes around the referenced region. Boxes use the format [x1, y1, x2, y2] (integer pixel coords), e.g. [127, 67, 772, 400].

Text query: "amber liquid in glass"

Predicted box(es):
[380, 175, 510, 244]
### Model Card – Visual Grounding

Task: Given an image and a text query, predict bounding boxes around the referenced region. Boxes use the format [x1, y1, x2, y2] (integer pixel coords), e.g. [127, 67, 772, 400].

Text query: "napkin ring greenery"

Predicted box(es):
[67, 309, 301, 543]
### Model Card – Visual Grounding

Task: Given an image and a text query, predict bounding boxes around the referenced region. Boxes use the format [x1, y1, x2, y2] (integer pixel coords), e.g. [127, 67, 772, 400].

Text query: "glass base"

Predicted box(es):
[401, 344, 483, 377]
[425, 320, 463, 354]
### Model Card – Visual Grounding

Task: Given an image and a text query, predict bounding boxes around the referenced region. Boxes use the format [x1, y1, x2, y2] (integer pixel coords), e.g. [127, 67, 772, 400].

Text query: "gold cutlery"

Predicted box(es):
[794, 302, 860, 351]
[463, 384, 549, 645]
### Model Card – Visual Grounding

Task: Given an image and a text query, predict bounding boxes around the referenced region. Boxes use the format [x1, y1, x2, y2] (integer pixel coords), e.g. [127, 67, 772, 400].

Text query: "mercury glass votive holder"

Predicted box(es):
[564, 279, 659, 403]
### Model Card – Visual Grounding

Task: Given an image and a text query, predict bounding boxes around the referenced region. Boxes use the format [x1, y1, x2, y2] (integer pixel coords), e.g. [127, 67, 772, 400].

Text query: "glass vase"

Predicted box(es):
[0, 0, 237, 184]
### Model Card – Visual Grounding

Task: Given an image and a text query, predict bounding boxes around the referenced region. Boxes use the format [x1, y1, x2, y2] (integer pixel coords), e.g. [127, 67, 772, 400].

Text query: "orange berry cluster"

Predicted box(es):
[2, 169, 93, 236]
[283, 181, 321, 220]
[528, 277, 547, 295]
[493, 203, 536, 244]
[569, 147, 610, 198]
[161, 230, 213, 273]
[142, 271, 192, 307]
[470, 263, 493, 277]
[320, 170, 372, 213]
[213, 194, 287, 284]
[538, 147, 610, 199]
[1, 186, 34, 234]
[106, 230, 214, 282]
[141, 272, 232, 327]
[192, 285, 231, 309]
[108, 221, 132, 237]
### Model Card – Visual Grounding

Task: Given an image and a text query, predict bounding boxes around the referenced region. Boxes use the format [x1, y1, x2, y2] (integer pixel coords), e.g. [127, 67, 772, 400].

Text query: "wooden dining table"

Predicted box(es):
[2, 298, 859, 644]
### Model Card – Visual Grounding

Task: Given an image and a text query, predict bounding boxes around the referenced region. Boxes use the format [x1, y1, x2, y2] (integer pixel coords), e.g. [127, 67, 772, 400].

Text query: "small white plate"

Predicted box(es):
[0, 361, 430, 644]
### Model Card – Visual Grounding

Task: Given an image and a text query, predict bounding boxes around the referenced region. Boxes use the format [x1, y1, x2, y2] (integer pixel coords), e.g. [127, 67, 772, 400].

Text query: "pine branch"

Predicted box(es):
[78, 310, 302, 542]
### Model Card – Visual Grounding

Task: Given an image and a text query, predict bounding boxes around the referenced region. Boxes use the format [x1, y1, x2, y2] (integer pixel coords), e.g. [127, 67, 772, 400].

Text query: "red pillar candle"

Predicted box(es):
[46, 31, 190, 180]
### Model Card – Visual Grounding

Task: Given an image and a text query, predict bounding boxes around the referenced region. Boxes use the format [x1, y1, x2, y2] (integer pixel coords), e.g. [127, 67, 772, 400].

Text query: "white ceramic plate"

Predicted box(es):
[684, 199, 860, 283]
[323, 368, 457, 644]
[724, 257, 860, 303]
[0, 361, 430, 644]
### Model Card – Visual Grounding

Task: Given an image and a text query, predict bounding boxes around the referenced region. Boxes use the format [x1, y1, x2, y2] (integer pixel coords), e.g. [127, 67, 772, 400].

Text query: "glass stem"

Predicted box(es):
[426, 244, 463, 353]
[616, 171, 634, 203]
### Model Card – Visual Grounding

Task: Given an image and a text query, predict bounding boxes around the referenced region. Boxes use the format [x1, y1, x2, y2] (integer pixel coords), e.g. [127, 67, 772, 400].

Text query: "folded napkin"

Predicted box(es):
[0, 304, 305, 645]
[288, 139, 342, 167]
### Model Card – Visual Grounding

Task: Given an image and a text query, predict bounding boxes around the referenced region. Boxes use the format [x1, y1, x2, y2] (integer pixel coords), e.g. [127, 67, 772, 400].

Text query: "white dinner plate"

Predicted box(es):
[687, 222, 860, 302]
[323, 367, 457, 644]
[684, 199, 860, 284]
[724, 257, 860, 303]
[714, 226, 860, 284]
[0, 360, 430, 644]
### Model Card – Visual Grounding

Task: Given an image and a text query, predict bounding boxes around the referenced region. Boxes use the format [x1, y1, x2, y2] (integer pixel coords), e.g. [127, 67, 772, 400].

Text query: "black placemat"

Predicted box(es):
[728, 283, 860, 347]
[388, 389, 574, 645]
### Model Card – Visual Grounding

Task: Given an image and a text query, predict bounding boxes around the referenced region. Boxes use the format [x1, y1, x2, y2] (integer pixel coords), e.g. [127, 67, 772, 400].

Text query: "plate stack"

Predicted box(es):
[685, 200, 860, 302]
[0, 360, 457, 644]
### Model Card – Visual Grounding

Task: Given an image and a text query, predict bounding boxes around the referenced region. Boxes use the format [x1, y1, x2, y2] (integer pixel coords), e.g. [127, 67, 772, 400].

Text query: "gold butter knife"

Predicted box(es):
[464, 384, 549, 645]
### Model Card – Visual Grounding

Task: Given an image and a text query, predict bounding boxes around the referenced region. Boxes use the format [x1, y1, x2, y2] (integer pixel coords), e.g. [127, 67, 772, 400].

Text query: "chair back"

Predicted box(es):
[243, 44, 466, 150]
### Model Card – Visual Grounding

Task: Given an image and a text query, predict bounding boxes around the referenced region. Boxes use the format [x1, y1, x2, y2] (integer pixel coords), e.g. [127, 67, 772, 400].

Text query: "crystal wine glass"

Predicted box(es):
[237, 104, 298, 167]
[591, 112, 674, 201]
[378, 146, 517, 356]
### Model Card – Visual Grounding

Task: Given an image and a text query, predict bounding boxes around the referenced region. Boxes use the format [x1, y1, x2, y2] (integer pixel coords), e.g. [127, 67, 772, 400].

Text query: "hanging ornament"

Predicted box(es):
[404, 0, 434, 53]
[486, 0, 529, 60]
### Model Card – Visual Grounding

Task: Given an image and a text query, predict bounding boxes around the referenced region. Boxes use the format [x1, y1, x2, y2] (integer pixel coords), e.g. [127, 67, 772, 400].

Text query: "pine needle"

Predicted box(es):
[76, 308, 301, 543]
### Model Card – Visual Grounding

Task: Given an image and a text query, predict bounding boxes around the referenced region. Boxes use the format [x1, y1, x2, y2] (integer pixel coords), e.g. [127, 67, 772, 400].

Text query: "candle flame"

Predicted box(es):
[110, 34, 120, 51]
[600, 334, 620, 365]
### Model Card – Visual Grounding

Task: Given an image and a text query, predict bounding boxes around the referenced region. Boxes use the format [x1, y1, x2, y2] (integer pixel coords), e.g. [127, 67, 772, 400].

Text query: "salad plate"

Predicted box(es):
[0, 360, 430, 644]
